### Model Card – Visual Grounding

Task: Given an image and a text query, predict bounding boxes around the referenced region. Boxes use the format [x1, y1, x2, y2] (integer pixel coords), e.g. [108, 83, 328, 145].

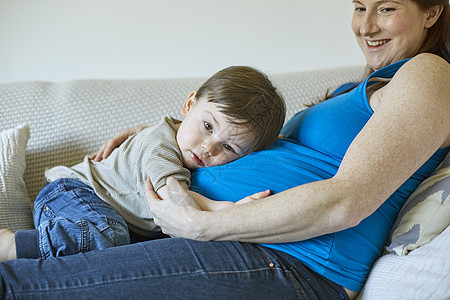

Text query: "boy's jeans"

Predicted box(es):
[17, 178, 130, 259]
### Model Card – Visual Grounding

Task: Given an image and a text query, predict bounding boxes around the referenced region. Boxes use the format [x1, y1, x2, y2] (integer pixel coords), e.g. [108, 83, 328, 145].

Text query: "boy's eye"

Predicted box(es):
[204, 121, 213, 132]
[223, 144, 236, 153]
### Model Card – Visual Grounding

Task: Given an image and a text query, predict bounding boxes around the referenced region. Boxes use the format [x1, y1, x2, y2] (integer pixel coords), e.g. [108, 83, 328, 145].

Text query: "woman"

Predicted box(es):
[1, 1, 449, 299]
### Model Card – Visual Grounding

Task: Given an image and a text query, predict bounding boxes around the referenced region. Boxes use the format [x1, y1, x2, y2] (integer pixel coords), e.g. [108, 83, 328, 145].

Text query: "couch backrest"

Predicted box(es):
[0, 66, 365, 201]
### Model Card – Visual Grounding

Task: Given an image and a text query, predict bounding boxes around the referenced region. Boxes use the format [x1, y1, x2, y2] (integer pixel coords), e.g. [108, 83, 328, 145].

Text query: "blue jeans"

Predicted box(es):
[1, 238, 349, 299]
[16, 178, 130, 259]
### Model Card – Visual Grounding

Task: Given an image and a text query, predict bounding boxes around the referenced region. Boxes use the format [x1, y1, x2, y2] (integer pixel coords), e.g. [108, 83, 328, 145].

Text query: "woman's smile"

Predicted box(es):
[366, 39, 390, 47]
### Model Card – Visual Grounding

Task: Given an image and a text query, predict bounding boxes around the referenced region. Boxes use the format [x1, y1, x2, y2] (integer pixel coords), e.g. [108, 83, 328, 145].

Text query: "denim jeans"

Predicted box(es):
[16, 178, 130, 259]
[1, 238, 349, 299]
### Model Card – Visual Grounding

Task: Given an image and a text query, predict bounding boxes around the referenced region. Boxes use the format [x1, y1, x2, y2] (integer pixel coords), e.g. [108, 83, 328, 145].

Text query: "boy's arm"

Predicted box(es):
[89, 126, 148, 161]
[157, 184, 233, 211]
[196, 198, 236, 211]
[157, 183, 270, 212]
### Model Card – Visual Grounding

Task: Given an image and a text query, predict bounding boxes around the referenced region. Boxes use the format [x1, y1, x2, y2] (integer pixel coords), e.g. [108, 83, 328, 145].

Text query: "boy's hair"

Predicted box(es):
[196, 66, 286, 154]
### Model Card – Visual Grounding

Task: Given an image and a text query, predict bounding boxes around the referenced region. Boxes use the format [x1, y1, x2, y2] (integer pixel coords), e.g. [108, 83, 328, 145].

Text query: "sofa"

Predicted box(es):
[1, 66, 449, 299]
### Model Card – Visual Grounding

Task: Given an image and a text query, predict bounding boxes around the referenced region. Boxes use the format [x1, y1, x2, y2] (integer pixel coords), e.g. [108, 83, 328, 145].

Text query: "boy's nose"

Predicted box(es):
[202, 140, 220, 157]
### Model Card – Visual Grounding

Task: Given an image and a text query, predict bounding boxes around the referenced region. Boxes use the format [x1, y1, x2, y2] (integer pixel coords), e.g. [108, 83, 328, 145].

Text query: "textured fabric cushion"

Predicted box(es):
[356, 225, 450, 300]
[0, 125, 34, 231]
[386, 151, 450, 255]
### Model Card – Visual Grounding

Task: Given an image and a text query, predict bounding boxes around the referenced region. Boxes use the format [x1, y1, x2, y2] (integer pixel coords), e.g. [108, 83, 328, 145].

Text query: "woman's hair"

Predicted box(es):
[413, 0, 450, 64]
[196, 66, 286, 154]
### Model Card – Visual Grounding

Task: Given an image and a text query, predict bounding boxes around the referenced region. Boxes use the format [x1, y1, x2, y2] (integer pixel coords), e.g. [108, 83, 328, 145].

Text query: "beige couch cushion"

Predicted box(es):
[0, 125, 34, 231]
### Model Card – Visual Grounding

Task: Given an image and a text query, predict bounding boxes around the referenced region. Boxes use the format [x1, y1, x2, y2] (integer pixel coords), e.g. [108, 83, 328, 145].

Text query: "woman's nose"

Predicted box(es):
[360, 13, 379, 36]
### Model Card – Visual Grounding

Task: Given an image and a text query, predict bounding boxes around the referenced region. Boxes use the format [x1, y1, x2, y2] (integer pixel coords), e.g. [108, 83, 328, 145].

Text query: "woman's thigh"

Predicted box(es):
[0, 238, 345, 299]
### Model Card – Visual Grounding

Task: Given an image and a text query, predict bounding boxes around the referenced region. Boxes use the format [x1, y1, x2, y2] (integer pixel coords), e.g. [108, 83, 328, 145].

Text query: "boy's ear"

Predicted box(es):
[181, 91, 197, 116]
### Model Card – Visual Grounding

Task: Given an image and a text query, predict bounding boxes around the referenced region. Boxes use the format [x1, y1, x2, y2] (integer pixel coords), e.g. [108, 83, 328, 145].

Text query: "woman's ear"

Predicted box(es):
[424, 5, 443, 28]
[180, 91, 197, 116]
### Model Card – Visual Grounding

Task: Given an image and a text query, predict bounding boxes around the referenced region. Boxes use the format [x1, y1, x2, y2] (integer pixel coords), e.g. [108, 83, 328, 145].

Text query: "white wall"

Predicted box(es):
[0, 0, 365, 83]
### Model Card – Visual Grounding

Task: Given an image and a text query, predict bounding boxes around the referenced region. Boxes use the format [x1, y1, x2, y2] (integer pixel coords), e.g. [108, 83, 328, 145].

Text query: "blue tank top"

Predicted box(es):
[190, 59, 449, 292]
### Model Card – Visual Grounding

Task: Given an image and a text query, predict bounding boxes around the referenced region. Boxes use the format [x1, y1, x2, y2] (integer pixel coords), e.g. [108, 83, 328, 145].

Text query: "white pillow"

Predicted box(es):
[357, 225, 450, 299]
[0, 125, 34, 231]
[386, 151, 450, 255]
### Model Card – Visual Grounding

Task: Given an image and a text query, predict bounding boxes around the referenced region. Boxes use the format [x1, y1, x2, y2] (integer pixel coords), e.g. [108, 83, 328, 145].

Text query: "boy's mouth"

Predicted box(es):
[189, 151, 205, 167]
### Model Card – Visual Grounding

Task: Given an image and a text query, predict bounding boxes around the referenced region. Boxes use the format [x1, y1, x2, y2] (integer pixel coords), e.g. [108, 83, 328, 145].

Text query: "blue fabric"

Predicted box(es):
[27, 178, 130, 259]
[0, 238, 349, 299]
[14, 230, 40, 259]
[330, 82, 359, 96]
[190, 58, 450, 291]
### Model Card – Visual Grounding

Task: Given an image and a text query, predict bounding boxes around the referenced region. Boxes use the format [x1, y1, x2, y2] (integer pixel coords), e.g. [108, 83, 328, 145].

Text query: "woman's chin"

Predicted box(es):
[365, 57, 391, 71]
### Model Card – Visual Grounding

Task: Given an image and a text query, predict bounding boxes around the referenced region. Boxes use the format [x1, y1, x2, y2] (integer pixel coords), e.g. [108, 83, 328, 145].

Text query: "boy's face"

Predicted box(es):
[176, 92, 253, 170]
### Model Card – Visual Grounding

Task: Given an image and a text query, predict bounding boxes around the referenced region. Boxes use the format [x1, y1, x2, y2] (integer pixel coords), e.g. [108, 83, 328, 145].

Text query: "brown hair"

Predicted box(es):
[196, 66, 286, 153]
[413, 0, 450, 64]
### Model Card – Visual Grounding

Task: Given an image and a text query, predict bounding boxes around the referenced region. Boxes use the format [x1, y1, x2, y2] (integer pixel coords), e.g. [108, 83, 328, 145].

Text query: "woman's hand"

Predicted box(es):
[144, 177, 270, 240]
[89, 126, 147, 161]
[145, 176, 205, 239]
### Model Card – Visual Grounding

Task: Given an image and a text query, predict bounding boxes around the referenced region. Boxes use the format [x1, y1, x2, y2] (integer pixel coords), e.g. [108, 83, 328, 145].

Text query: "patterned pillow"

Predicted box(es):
[0, 125, 34, 231]
[387, 152, 450, 255]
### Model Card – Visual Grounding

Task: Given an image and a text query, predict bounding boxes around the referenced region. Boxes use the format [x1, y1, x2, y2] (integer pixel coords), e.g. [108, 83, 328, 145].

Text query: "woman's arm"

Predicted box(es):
[146, 54, 450, 243]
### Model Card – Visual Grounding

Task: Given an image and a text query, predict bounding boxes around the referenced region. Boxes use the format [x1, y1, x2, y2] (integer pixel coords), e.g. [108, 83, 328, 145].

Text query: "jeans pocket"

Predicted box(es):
[76, 216, 118, 252]
[41, 203, 57, 218]
[255, 245, 274, 265]
[95, 215, 118, 244]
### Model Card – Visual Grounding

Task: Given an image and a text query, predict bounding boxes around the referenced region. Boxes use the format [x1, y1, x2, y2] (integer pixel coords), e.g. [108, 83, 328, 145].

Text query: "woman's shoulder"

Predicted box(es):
[398, 53, 449, 76]
[378, 53, 449, 116]
[390, 53, 449, 89]
[410, 52, 448, 63]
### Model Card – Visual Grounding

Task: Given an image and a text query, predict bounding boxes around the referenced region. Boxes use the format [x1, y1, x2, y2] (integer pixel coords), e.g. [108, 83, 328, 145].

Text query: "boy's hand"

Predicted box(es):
[235, 190, 271, 205]
[89, 126, 147, 161]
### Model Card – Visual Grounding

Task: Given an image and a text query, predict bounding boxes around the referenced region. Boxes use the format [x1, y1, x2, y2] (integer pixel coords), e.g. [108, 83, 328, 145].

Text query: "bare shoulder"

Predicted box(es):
[409, 52, 448, 65]
[393, 53, 449, 85]
[385, 54, 450, 147]
[386, 54, 449, 102]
